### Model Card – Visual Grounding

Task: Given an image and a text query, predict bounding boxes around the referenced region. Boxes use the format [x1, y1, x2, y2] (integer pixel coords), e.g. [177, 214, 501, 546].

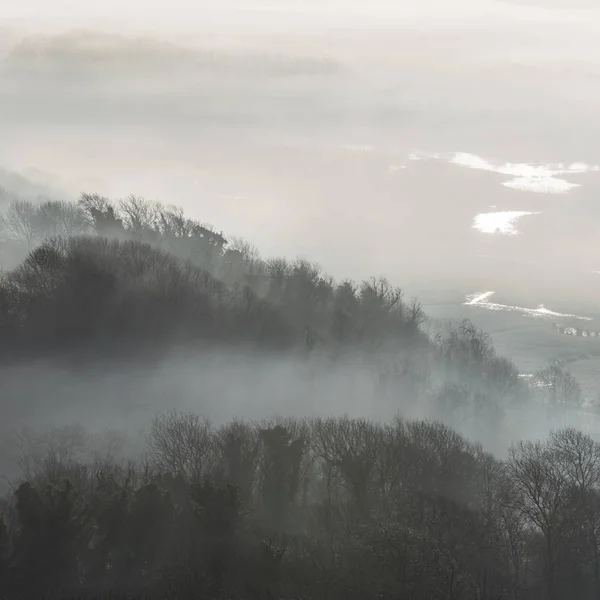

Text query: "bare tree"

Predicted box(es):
[214, 418, 260, 505]
[36, 201, 89, 239]
[550, 428, 600, 493]
[13, 424, 89, 485]
[78, 193, 125, 236]
[534, 365, 583, 411]
[0, 200, 38, 246]
[118, 195, 158, 234]
[146, 411, 213, 482]
[154, 204, 197, 239]
[313, 417, 381, 516]
[0, 200, 89, 248]
[549, 428, 600, 597]
[508, 440, 571, 600]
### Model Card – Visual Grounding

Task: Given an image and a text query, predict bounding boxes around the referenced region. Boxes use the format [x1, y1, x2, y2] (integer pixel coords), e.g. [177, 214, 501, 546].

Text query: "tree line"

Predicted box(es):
[2, 413, 600, 600]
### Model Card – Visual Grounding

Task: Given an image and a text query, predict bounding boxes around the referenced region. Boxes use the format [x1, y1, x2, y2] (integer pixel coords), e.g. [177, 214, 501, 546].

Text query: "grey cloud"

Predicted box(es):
[3, 29, 341, 82]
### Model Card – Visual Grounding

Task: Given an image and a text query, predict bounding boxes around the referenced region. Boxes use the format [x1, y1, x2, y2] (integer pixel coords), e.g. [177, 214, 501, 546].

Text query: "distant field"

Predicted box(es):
[417, 286, 600, 399]
[567, 358, 600, 401]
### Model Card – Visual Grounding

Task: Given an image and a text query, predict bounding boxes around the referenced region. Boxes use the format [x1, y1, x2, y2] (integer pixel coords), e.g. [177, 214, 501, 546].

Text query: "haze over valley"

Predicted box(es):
[1, 4, 600, 599]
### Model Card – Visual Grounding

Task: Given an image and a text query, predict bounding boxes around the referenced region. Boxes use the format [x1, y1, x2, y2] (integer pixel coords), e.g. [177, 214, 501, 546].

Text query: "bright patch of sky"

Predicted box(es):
[450, 152, 598, 193]
[472, 211, 538, 235]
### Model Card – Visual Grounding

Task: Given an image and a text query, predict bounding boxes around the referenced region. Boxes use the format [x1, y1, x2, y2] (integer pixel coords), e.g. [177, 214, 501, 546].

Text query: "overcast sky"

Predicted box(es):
[1, 0, 600, 299]
[3, 0, 600, 33]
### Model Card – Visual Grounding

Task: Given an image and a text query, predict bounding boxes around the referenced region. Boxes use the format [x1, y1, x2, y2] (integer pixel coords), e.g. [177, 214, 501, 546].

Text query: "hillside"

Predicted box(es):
[0, 193, 599, 600]
[0, 193, 592, 441]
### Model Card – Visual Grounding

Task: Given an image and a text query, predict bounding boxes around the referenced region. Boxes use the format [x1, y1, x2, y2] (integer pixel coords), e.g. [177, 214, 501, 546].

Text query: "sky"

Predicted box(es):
[3, 0, 600, 32]
[1, 0, 600, 299]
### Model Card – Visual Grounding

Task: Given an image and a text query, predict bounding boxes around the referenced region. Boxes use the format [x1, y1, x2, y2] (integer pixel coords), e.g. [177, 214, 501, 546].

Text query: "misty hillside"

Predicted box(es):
[0, 193, 426, 355]
[0, 192, 595, 442]
[3, 4, 600, 598]
[1, 196, 599, 600]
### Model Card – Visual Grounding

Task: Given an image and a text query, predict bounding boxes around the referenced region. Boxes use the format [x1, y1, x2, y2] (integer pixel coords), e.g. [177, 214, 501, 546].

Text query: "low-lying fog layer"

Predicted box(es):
[0, 346, 596, 490]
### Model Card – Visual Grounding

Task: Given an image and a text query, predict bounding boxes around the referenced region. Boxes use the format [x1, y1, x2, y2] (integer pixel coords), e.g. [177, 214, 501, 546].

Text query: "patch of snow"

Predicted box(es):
[464, 291, 592, 321]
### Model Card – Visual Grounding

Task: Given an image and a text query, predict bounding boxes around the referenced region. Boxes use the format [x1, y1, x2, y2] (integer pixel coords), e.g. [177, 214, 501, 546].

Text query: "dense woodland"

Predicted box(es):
[0, 192, 596, 599]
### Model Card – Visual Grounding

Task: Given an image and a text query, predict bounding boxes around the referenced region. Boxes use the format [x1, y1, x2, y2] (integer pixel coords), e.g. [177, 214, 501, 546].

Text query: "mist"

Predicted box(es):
[1, 4, 600, 598]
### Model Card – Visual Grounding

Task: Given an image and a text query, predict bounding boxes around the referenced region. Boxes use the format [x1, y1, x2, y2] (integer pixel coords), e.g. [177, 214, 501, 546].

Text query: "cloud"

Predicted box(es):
[472, 211, 539, 235]
[3, 30, 340, 82]
[499, 0, 599, 7]
[450, 152, 599, 194]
